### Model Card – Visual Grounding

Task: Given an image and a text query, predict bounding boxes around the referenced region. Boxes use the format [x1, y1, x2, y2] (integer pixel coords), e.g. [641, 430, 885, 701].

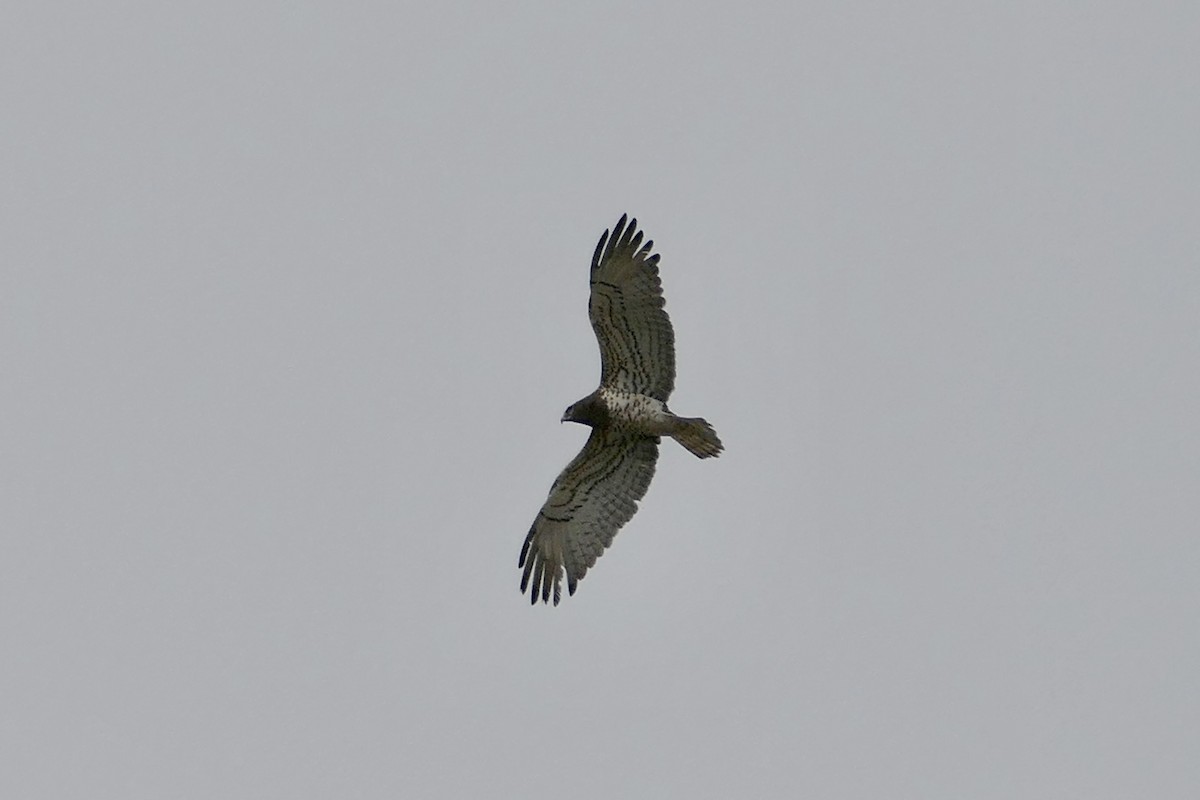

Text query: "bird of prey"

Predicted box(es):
[519, 214, 722, 605]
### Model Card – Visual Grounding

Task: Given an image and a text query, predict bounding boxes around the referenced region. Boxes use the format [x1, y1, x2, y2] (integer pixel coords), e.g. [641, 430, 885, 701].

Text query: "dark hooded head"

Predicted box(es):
[561, 392, 609, 428]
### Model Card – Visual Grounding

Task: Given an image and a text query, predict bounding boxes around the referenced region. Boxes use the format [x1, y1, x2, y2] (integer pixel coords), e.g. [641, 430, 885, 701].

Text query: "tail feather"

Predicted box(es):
[672, 417, 723, 459]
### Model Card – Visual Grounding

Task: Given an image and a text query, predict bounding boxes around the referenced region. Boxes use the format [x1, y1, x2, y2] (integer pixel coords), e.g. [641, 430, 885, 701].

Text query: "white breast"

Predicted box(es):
[599, 388, 669, 425]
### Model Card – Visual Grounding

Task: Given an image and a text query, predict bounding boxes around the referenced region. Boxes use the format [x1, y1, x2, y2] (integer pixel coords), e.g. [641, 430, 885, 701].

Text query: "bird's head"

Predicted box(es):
[562, 394, 606, 427]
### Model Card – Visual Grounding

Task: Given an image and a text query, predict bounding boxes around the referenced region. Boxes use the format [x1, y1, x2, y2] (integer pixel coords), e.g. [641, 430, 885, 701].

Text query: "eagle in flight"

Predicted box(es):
[519, 214, 723, 605]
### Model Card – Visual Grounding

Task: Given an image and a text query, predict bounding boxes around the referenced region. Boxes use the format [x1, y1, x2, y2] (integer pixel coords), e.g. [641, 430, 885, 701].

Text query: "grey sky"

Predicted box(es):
[3, 2, 1197, 797]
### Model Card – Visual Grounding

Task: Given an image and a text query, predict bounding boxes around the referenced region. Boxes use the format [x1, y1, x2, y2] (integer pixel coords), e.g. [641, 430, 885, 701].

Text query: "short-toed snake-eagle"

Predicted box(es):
[519, 215, 723, 605]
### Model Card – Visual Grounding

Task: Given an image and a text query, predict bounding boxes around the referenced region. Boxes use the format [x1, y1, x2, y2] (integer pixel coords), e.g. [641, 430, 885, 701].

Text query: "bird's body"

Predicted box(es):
[569, 388, 670, 431]
[597, 388, 669, 427]
[519, 215, 722, 605]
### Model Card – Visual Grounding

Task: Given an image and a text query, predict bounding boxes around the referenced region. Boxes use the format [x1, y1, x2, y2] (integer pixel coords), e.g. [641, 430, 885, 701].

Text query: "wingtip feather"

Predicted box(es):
[609, 215, 629, 259]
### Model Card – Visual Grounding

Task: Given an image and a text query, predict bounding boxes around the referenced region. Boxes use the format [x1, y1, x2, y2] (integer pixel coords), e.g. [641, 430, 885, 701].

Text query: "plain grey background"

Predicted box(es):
[3, 1, 1197, 797]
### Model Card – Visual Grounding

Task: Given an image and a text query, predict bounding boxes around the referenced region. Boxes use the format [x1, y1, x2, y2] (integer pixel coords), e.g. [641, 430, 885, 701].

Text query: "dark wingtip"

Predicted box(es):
[519, 560, 531, 595]
[596, 214, 630, 272]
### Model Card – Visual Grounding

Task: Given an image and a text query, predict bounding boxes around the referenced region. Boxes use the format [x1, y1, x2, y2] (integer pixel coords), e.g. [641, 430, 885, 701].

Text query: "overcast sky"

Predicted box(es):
[3, 2, 1197, 797]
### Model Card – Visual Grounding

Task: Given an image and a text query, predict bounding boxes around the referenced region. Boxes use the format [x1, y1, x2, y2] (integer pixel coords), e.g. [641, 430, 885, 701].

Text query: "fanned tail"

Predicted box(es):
[672, 417, 723, 459]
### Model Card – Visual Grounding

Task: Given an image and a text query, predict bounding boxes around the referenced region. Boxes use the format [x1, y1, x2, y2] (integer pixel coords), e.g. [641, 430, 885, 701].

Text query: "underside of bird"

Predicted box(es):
[563, 388, 723, 459]
[519, 213, 722, 605]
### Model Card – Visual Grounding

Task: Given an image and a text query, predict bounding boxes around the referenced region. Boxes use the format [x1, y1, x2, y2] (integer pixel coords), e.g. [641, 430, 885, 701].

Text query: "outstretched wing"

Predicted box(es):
[520, 429, 659, 605]
[589, 214, 676, 402]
